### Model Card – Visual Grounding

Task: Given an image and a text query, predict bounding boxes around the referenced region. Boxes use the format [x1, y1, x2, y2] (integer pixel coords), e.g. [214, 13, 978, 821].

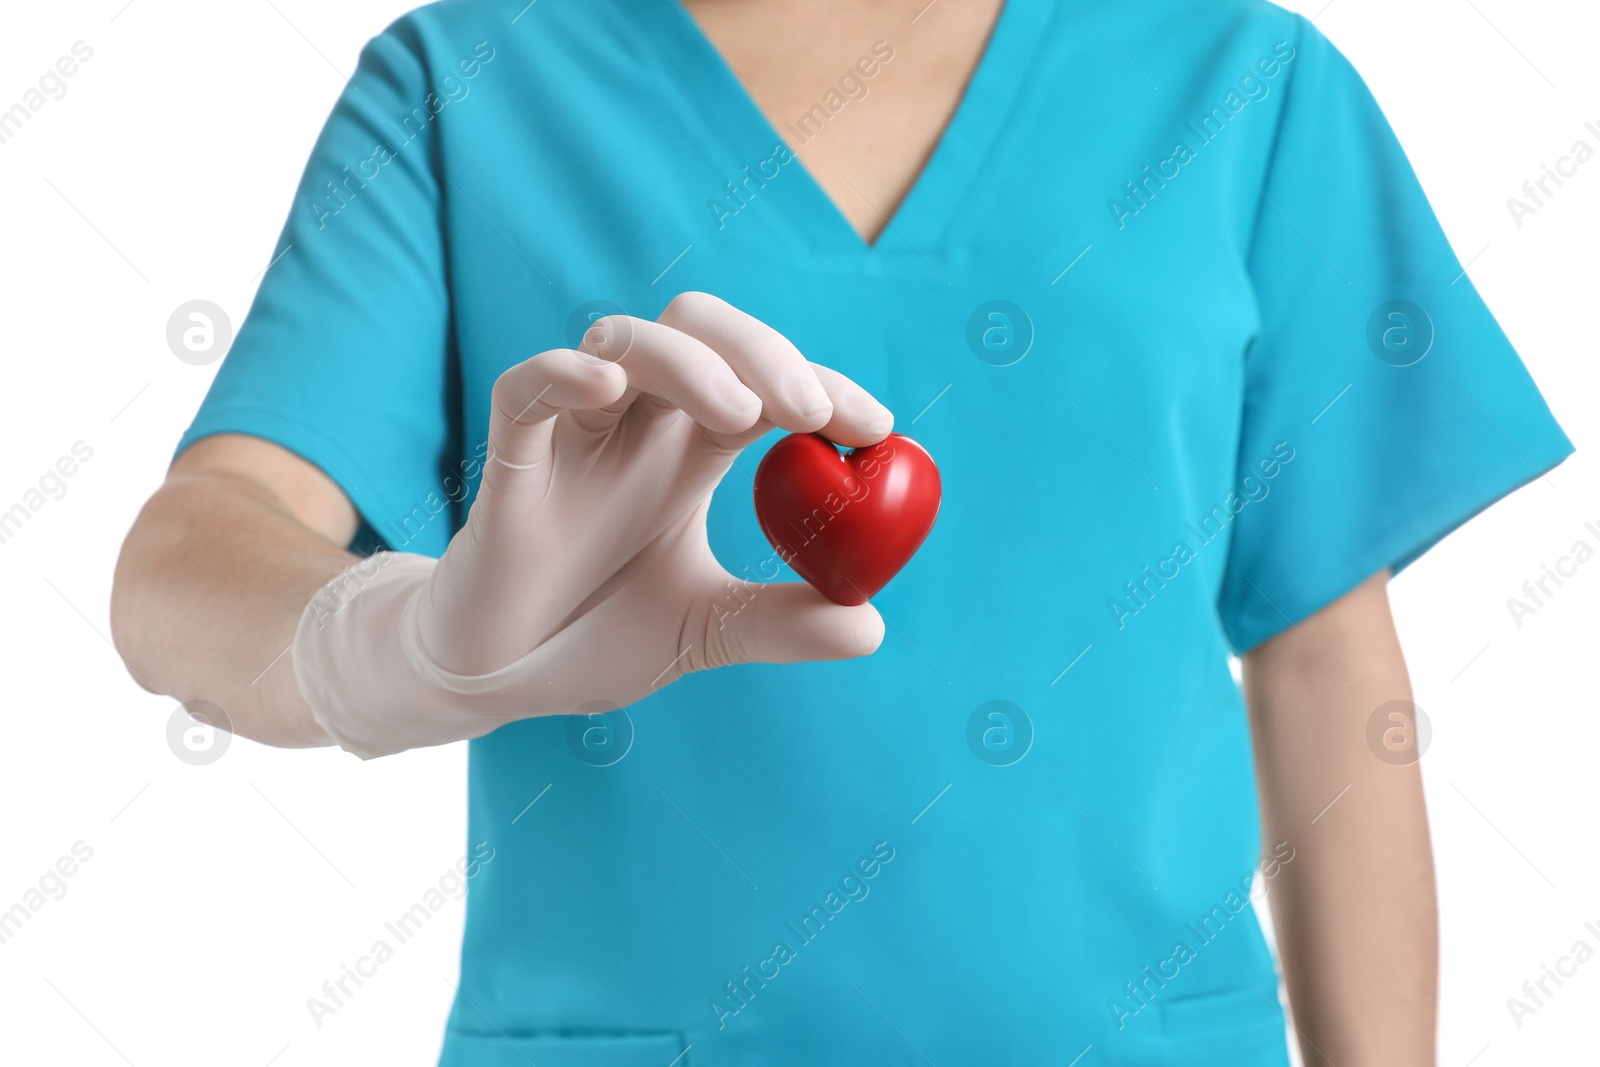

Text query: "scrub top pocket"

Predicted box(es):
[1156, 985, 1290, 1066]
[437, 1029, 690, 1067]
[1158, 984, 1285, 1039]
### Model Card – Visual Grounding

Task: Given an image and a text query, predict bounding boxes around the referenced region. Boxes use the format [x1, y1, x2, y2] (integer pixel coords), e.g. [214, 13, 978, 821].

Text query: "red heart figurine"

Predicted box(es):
[752, 432, 941, 606]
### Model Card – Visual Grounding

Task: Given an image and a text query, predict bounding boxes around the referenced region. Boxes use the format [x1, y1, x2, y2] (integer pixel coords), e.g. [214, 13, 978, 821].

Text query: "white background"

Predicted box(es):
[0, 1, 1595, 1064]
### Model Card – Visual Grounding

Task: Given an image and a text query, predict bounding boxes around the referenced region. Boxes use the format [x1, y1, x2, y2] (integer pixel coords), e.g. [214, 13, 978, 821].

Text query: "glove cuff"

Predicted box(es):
[292, 552, 506, 759]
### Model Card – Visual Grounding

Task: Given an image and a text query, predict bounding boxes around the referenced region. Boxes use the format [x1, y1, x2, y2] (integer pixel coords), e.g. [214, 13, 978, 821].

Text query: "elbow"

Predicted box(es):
[109, 519, 164, 696]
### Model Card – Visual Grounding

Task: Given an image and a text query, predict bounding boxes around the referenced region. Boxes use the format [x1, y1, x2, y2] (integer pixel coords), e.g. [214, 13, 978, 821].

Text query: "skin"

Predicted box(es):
[111, 0, 1438, 1058]
[111, 434, 357, 748]
[680, 0, 1010, 244]
[1244, 571, 1438, 1065]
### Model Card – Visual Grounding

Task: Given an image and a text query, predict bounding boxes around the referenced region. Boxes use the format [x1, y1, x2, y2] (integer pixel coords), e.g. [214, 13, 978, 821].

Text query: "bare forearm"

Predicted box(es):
[111, 463, 351, 747]
[1243, 573, 1438, 1065]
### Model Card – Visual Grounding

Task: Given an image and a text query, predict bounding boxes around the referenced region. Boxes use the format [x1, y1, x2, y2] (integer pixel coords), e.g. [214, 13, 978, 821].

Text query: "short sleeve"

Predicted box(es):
[174, 19, 457, 558]
[1217, 17, 1574, 653]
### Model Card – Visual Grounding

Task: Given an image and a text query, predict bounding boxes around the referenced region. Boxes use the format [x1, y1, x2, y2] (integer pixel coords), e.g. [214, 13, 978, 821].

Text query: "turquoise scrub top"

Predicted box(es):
[178, 0, 1573, 1063]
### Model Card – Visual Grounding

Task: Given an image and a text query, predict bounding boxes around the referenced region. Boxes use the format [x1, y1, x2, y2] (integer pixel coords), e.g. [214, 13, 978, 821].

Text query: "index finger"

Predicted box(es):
[658, 292, 892, 443]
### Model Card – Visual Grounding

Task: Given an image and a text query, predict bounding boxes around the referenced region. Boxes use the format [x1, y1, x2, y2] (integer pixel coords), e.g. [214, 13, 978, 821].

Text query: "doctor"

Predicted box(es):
[112, 0, 1571, 1063]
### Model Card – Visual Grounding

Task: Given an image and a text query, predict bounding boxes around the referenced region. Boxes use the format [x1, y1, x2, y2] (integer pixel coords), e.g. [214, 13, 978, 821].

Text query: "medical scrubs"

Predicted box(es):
[177, 0, 1572, 1062]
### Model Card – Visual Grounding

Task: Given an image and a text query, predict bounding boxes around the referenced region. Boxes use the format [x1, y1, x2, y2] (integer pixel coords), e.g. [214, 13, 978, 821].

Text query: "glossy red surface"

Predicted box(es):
[752, 432, 942, 606]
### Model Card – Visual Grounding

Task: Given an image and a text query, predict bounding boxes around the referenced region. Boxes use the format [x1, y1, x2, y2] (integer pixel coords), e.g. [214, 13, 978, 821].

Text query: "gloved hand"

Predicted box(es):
[293, 292, 894, 758]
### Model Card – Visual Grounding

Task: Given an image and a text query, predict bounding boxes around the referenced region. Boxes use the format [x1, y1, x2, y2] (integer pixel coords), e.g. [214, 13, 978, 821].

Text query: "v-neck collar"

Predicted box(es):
[626, 0, 1057, 256]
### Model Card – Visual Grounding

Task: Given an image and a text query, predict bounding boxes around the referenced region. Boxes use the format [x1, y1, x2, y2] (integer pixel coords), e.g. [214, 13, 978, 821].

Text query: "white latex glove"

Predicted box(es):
[293, 292, 893, 758]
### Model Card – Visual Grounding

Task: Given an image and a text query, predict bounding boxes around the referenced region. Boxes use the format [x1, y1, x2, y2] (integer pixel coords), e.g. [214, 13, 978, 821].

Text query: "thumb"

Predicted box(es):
[695, 580, 885, 669]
